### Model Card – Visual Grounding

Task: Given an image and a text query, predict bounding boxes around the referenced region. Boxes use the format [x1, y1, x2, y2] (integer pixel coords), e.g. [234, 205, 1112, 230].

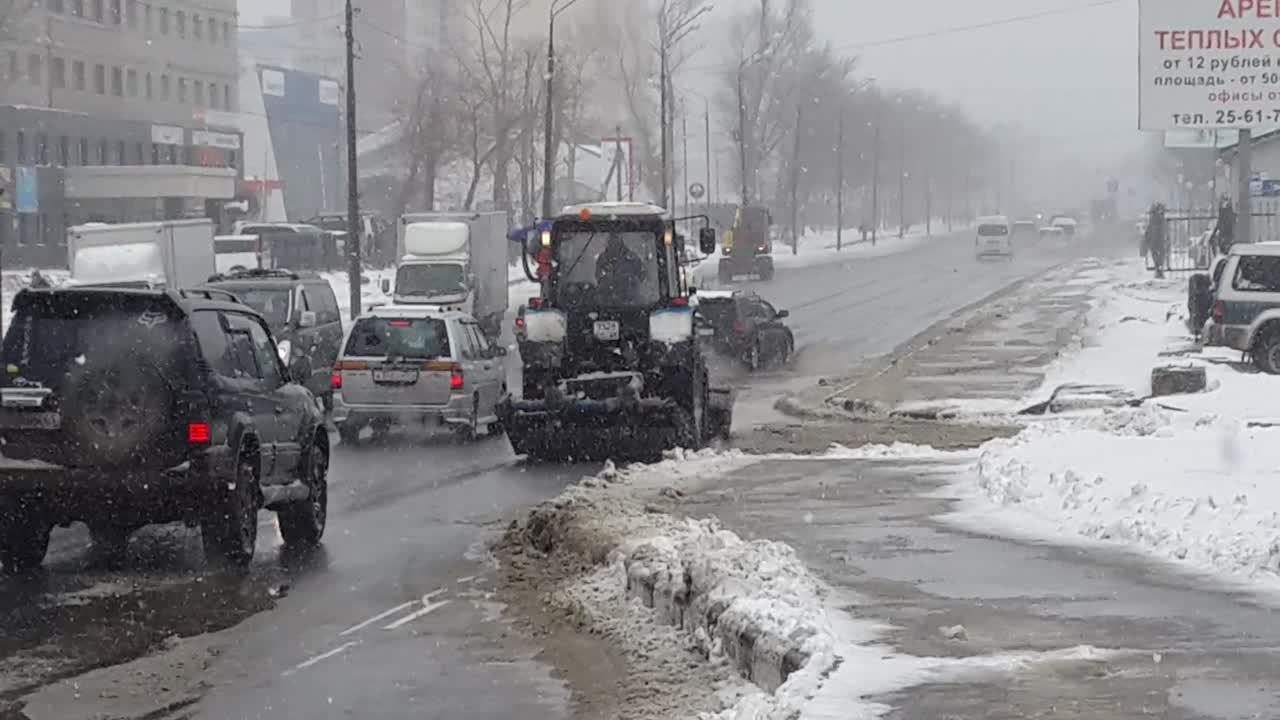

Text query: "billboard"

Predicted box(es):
[1139, 0, 1280, 130]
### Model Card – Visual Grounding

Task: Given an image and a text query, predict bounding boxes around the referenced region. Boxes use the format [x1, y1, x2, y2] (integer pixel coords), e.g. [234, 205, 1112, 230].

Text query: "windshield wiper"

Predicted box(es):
[561, 232, 598, 281]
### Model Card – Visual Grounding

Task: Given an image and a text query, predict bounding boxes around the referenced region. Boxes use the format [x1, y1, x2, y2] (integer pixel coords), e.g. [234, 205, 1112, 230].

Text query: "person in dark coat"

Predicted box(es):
[1145, 203, 1169, 278]
[595, 232, 644, 302]
[1211, 196, 1236, 255]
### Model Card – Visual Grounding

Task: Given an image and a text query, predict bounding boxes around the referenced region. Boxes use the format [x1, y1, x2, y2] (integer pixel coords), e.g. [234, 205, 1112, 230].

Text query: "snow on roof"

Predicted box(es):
[561, 201, 666, 217]
[694, 290, 736, 299]
[976, 215, 1010, 225]
[363, 303, 467, 319]
[1230, 241, 1280, 256]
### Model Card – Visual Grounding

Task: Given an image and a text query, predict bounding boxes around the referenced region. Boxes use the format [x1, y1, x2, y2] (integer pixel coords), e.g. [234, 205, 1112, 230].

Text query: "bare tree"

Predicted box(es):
[394, 54, 464, 220]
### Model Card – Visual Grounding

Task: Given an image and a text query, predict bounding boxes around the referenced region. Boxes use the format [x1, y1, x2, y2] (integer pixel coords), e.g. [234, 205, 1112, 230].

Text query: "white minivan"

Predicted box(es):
[332, 305, 508, 443]
[974, 215, 1014, 259]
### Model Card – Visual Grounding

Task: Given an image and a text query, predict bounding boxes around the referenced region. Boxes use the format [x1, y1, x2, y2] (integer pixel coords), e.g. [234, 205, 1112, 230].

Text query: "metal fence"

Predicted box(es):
[1146, 206, 1279, 273]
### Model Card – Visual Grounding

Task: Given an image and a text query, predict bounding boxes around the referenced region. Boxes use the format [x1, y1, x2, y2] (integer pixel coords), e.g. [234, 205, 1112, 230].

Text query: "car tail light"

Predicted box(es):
[756, 245, 767, 252]
[450, 364, 464, 390]
[188, 422, 211, 445]
[331, 372, 342, 390]
[670, 296, 689, 307]
[733, 320, 747, 336]
[515, 315, 526, 328]
[388, 319, 412, 327]
[528, 297, 543, 309]
[1212, 300, 1225, 322]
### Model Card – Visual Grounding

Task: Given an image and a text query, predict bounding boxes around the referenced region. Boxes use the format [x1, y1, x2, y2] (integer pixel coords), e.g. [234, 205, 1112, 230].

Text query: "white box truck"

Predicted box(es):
[66, 219, 216, 289]
[387, 211, 509, 335]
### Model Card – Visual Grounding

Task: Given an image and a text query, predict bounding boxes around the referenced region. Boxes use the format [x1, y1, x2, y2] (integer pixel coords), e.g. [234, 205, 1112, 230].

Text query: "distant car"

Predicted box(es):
[1050, 216, 1079, 237]
[0, 286, 329, 571]
[974, 215, 1014, 259]
[693, 289, 794, 370]
[1039, 226, 1066, 240]
[203, 269, 345, 411]
[332, 305, 508, 443]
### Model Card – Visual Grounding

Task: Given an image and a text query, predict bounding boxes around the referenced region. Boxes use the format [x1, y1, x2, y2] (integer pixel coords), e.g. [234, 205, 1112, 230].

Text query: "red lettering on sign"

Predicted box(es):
[1221, 0, 1238, 16]
[1220, 0, 1280, 16]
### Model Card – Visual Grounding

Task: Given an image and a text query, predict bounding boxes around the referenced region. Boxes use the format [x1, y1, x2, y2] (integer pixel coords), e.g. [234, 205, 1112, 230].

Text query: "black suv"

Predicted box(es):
[694, 290, 794, 370]
[203, 269, 344, 411]
[0, 287, 329, 571]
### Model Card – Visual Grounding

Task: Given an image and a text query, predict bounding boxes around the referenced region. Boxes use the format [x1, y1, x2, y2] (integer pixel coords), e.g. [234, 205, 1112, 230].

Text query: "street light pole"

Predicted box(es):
[540, 9, 557, 219]
[659, 37, 669, 210]
[836, 99, 845, 251]
[344, 0, 362, 317]
[704, 100, 711, 213]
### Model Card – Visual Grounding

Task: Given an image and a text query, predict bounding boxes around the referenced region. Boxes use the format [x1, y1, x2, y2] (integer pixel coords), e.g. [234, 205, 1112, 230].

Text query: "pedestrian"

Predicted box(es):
[1211, 195, 1235, 255]
[1145, 203, 1169, 278]
[29, 270, 50, 289]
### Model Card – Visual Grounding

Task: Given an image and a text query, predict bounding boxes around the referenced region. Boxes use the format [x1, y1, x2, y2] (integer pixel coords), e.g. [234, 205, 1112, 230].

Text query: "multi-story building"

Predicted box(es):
[0, 0, 242, 267]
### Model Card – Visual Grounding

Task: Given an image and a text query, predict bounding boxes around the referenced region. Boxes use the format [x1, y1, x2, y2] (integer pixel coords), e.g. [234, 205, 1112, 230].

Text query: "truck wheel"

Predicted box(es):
[758, 259, 775, 281]
[1252, 329, 1280, 374]
[202, 448, 260, 568]
[0, 498, 51, 574]
[278, 436, 328, 548]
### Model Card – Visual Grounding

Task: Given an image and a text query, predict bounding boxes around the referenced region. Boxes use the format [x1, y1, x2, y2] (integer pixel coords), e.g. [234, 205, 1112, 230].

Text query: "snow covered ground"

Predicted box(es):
[946, 259, 1280, 597]
[531, 448, 1119, 720]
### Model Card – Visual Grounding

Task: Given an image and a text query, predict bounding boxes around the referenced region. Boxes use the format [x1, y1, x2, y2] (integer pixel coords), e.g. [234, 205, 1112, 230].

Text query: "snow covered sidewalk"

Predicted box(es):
[951, 258, 1280, 594]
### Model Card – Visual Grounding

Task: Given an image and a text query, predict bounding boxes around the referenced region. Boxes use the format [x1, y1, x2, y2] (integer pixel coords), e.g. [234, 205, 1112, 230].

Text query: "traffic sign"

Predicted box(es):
[689, 182, 705, 200]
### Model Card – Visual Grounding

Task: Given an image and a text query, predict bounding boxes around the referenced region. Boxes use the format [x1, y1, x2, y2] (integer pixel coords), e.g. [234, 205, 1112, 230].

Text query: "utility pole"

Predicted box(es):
[659, 37, 669, 211]
[704, 100, 711, 214]
[835, 99, 845, 251]
[737, 68, 748, 205]
[344, 0, 362, 317]
[615, 126, 624, 202]
[898, 124, 907, 239]
[540, 9, 556, 218]
[1238, 128, 1253, 244]
[682, 110, 689, 219]
[871, 113, 881, 246]
[788, 103, 803, 255]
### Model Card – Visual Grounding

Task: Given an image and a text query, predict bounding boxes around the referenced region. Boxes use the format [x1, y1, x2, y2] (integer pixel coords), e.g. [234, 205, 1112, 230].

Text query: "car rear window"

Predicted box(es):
[3, 293, 188, 387]
[977, 224, 1009, 237]
[345, 317, 451, 359]
[1232, 255, 1280, 292]
[696, 299, 738, 329]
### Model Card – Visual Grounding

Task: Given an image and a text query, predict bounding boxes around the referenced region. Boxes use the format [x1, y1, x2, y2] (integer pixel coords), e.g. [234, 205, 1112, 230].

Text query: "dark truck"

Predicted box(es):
[497, 202, 733, 462]
[0, 287, 329, 571]
[711, 204, 774, 283]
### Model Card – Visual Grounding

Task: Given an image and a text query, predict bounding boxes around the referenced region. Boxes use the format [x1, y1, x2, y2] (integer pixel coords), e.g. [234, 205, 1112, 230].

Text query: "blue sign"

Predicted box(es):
[1259, 179, 1280, 198]
[14, 166, 38, 213]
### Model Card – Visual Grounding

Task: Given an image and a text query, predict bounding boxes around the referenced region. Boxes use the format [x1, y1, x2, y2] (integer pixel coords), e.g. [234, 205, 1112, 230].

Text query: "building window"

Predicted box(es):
[115, 140, 125, 165]
[126, 68, 137, 96]
[193, 13, 201, 38]
[176, 10, 185, 37]
[92, 0, 104, 23]
[126, 0, 137, 27]
[145, 71, 152, 98]
[93, 63, 105, 94]
[97, 139, 108, 165]
[224, 84, 232, 111]
[193, 79, 203, 106]
[27, 53, 42, 86]
[36, 134, 48, 166]
[77, 138, 88, 165]
[135, 142, 144, 165]
[159, 7, 168, 34]
[111, 66, 122, 96]
[110, 0, 121, 25]
[223, 20, 231, 46]
[160, 73, 170, 100]
[73, 60, 85, 90]
[208, 16, 216, 44]
[58, 136, 69, 166]
[209, 82, 218, 109]
[16, 131, 26, 165]
[72, 0, 84, 17]
[177, 77, 187, 102]
[51, 57, 66, 89]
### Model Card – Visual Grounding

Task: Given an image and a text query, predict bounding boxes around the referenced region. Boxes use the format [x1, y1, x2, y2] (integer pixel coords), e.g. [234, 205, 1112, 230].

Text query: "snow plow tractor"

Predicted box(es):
[715, 205, 774, 283]
[497, 202, 734, 463]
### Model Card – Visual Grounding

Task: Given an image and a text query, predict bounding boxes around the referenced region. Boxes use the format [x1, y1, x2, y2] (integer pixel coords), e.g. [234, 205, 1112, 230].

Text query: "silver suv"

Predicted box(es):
[332, 306, 508, 443]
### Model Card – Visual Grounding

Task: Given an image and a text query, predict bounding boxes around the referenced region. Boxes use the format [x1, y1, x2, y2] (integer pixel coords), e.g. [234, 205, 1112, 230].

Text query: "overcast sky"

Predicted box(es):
[241, 0, 1146, 180]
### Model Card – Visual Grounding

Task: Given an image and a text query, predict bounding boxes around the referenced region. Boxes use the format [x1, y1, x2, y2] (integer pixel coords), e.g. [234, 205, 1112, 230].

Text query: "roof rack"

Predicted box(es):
[206, 268, 300, 283]
[179, 288, 242, 303]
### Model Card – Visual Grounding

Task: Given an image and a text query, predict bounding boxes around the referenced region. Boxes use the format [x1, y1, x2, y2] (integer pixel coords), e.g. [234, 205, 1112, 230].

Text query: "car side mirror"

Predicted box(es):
[698, 227, 716, 255]
[298, 310, 317, 328]
[775, 309, 790, 319]
[380, 278, 391, 294]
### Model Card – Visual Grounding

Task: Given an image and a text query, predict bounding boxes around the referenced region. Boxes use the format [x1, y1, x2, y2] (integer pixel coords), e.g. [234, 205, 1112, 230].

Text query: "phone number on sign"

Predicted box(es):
[1171, 108, 1280, 125]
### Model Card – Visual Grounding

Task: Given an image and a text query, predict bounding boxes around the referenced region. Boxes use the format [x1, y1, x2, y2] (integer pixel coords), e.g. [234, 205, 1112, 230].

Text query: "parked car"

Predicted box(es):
[0, 286, 329, 571]
[693, 289, 794, 370]
[975, 215, 1014, 259]
[1012, 220, 1038, 240]
[1039, 226, 1066, 240]
[1204, 241, 1280, 372]
[332, 305, 508, 444]
[203, 269, 345, 411]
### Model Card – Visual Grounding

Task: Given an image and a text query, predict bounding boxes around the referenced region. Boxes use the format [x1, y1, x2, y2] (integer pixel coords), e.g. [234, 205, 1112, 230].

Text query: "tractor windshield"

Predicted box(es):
[556, 229, 662, 307]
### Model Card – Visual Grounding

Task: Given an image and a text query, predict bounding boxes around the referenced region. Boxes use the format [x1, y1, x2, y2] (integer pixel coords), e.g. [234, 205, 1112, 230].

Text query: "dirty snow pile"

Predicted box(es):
[544, 447, 1115, 720]
[953, 259, 1280, 592]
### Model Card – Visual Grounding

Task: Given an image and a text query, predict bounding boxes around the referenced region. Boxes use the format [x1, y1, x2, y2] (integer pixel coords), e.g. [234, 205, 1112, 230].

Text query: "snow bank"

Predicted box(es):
[953, 258, 1280, 595]
[508, 446, 1122, 719]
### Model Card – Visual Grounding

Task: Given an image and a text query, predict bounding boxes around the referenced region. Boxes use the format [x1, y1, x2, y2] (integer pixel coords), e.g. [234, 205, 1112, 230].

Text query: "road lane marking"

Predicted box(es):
[383, 594, 450, 631]
[283, 640, 360, 676]
[338, 601, 417, 637]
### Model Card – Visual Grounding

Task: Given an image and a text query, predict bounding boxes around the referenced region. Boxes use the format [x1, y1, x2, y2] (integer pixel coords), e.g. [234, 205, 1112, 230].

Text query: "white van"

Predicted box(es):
[974, 215, 1013, 259]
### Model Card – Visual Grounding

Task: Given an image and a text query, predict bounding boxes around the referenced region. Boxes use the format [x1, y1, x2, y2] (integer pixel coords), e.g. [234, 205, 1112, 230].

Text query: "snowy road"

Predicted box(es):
[0, 224, 1132, 719]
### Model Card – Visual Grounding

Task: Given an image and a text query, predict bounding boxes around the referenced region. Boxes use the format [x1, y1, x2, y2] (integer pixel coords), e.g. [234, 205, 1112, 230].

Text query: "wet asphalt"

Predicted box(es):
[0, 225, 1137, 718]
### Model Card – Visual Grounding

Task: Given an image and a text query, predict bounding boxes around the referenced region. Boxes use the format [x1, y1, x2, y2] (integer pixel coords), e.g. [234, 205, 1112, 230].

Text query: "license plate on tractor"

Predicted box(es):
[372, 368, 419, 384]
[593, 320, 620, 341]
